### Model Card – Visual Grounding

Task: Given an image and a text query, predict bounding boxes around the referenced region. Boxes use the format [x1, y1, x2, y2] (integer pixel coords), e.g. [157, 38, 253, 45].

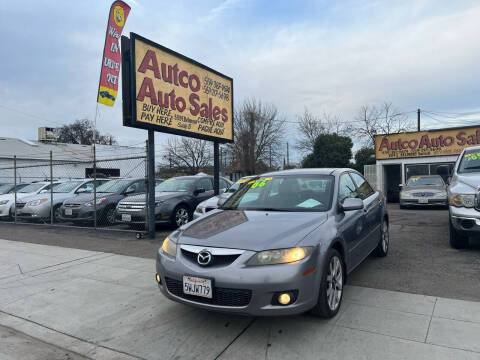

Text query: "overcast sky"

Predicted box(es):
[1, 0, 480, 163]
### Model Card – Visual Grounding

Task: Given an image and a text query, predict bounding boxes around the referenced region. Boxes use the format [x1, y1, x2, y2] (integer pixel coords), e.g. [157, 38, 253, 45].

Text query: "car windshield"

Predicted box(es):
[0, 184, 13, 194]
[458, 150, 480, 174]
[52, 181, 84, 193]
[221, 175, 334, 212]
[226, 178, 252, 193]
[407, 176, 444, 186]
[96, 179, 133, 193]
[18, 183, 45, 193]
[155, 178, 195, 192]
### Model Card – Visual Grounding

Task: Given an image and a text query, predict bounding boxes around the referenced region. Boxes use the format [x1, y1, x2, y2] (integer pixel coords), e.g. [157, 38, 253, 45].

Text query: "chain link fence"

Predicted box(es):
[0, 148, 153, 233]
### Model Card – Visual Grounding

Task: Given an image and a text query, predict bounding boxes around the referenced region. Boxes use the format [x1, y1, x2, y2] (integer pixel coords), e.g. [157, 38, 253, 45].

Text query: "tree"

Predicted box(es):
[228, 99, 286, 174]
[296, 108, 345, 154]
[162, 137, 212, 175]
[56, 119, 116, 145]
[353, 146, 376, 173]
[302, 133, 353, 168]
[352, 102, 413, 146]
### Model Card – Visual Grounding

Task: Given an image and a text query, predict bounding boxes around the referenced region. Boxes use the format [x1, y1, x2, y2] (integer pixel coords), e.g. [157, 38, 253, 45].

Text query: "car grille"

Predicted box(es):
[181, 249, 240, 267]
[412, 192, 435, 197]
[64, 203, 82, 208]
[164, 277, 252, 307]
[117, 202, 145, 212]
[16, 202, 25, 209]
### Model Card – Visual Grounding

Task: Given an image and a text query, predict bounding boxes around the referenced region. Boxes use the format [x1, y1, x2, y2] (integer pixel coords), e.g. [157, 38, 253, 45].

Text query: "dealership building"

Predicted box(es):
[365, 125, 480, 202]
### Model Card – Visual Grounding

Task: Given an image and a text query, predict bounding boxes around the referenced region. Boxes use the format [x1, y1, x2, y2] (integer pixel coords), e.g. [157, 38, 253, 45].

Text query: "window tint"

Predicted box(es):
[338, 174, 357, 203]
[198, 178, 213, 191]
[350, 173, 374, 199]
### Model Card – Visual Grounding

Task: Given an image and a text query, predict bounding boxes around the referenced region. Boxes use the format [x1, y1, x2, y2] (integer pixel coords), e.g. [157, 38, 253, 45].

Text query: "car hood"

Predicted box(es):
[20, 192, 74, 203]
[120, 192, 185, 203]
[63, 192, 115, 204]
[403, 185, 445, 193]
[454, 173, 480, 191]
[178, 210, 328, 251]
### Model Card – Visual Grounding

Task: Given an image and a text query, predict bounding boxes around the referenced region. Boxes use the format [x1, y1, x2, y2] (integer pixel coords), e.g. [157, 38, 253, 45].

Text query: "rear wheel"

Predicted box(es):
[311, 249, 344, 318]
[373, 219, 389, 257]
[449, 218, 468, 249]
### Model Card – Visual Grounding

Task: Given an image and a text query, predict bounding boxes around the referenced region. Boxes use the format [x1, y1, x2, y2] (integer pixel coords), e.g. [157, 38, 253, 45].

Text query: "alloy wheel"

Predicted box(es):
[106, 208, 115, 225]
[382, 221, 389, 253]
[175, 207, 189, 227]
[326, 255, 343, 311]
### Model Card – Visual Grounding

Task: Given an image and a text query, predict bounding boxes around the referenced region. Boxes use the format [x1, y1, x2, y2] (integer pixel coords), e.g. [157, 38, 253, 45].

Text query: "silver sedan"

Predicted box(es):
[156, 169, 389, 318]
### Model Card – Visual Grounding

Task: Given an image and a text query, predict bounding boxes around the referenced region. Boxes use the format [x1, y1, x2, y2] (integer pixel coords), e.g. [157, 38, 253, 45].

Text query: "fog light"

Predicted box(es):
[278, 293, 291, 305]
[156, 274, 161, 284]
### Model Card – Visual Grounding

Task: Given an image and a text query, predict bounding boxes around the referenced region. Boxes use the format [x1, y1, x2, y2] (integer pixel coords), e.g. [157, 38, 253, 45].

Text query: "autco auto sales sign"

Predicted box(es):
[122, 33, 233, 143]
[375, 126, 480, 160]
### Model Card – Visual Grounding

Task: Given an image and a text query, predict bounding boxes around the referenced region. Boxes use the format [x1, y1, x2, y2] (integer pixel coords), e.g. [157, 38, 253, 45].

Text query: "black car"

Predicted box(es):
[116, 175, 232, 228]
[99, 90, 115, 101]
[60, 178, 162, 226]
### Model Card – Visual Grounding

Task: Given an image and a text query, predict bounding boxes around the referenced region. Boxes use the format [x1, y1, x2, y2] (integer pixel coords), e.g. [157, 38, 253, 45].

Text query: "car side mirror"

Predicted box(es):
[194, 188, 206, 195]
[398, 184, 404, 190]
[39, 189, 48, 194]
[124, 188, 135, 195]
[76, 188, 87, 194]
[447, 177, 451, 185]
[341, 198, 364, 211]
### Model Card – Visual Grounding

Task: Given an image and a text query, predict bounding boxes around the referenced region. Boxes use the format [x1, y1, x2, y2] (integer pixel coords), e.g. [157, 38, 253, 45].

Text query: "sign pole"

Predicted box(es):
[147, 130, 156, 239]
[214, 141, 219, 195]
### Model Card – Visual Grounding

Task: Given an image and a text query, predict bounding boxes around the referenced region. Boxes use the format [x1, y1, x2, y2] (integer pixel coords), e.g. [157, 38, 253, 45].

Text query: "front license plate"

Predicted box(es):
[418, 198, 428, 204]
[65, 208, 72, 216]
[122, 214, 131, 222]
[183, 276, 212, 299]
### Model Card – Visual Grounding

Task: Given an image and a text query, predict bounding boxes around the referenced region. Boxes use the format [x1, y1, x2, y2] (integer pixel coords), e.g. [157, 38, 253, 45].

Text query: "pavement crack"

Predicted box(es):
[17, 264, 24, 275]
[214, 317, 257, 360]
[424, 297, 438, 343]
[264, 322, 272, 360]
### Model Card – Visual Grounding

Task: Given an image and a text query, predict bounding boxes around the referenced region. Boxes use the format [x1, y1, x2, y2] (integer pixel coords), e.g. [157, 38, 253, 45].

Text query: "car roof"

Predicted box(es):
[463, 146, 480, 152]
[261, 168, 356, 176]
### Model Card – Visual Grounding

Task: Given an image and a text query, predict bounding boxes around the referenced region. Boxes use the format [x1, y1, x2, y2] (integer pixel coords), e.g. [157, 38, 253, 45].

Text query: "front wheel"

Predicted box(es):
[449, 218, 468, 249]
[171, 205, 191, 229]
[373, 219, 389, 257]
[310, 249, 344, 318]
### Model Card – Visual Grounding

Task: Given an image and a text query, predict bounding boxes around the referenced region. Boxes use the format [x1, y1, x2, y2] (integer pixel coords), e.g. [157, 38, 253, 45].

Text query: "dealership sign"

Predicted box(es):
[375, 126, 480, 160]
[121, 33, 233, 143]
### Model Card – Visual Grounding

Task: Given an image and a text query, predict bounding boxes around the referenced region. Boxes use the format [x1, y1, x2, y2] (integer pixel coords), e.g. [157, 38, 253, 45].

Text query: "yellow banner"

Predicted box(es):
[375, 127, 480, 160]
[133, 36, 233, 142]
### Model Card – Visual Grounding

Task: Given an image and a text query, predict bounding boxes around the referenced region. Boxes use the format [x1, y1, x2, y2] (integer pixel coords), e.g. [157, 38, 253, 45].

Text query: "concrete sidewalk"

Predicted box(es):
[0, 239, 479, 360]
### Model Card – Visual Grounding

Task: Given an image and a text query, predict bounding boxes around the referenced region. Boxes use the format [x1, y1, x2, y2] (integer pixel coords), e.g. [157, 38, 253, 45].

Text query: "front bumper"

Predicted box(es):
[0, 204, 11, 217]
[116, 208, 171, 225]
[400, 197, 447, 206]
[59, 205, 98, 222]
[450, 206, 480, 234]
[16, 204, 50, 220]
[155, 247, 321, 316]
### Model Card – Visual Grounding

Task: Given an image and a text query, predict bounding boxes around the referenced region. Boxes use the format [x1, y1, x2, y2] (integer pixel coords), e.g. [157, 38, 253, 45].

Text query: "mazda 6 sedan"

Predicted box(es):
[156, 168, 389, 318]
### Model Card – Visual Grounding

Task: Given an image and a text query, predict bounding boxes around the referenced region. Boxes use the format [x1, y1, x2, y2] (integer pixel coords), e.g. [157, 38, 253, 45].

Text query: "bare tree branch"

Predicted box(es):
[162, 137, 213, 174]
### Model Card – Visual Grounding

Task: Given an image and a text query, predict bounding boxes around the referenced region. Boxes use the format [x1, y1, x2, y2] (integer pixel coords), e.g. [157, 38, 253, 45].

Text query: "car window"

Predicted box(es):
[338, 174, 357, 204]
[458, 149, 480, 174]
[220, 178, 229, 190]
[76, 182, 94, 193]
[350, 173, 374, 200]
[198, 178, 213, 191]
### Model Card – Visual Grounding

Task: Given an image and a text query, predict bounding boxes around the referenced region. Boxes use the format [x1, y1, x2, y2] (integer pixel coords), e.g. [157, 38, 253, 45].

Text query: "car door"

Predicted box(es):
[350, 172, 381, 254]
[337, 173, 369, 270]
[194, 178, 214, 206]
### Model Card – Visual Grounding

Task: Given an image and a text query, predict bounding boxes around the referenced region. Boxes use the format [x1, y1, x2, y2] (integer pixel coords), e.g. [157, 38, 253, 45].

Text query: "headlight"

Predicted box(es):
[246, 247, 314, 266]
[161, 236, 177, 258]
[433, 191, 447, 199]
[400, 191, 414, 199]
[85, 198, 107, 206]
[450, 194, 475, 208]
[27, 198, 48, 206]
[195, 205, 204, 213]
[0, 200, 9, 205]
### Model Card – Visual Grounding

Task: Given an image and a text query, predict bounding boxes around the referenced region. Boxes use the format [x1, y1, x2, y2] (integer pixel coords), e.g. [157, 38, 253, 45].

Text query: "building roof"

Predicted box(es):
[0, 138, 144, 162]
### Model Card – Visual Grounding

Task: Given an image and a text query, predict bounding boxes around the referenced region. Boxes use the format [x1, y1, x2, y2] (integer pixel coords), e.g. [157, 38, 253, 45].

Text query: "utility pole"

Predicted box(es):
[417, 109, 421, 131]
[286, 142, 289, 168]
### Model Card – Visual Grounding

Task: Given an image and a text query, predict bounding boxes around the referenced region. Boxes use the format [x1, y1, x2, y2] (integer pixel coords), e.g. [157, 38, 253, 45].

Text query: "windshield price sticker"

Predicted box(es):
[464, 152, 480, 159]
[249, 177, 273, 188]
[236, 178, 250, 184]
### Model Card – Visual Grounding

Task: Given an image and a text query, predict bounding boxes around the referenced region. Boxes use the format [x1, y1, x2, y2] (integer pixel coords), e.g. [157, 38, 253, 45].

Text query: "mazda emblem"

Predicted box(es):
[197, 250, 212, 266]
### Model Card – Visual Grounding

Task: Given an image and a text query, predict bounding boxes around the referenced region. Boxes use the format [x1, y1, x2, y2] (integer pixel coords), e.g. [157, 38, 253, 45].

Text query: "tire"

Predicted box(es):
[171, 205, 192, 229]
[52, 205, 62, 223]
[310, 248, 344, 318]
[373, 219, 389, 257]
[399, 204, 406, 209]
[449, 218, 468, 249]
[101, 206, 116, 226]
